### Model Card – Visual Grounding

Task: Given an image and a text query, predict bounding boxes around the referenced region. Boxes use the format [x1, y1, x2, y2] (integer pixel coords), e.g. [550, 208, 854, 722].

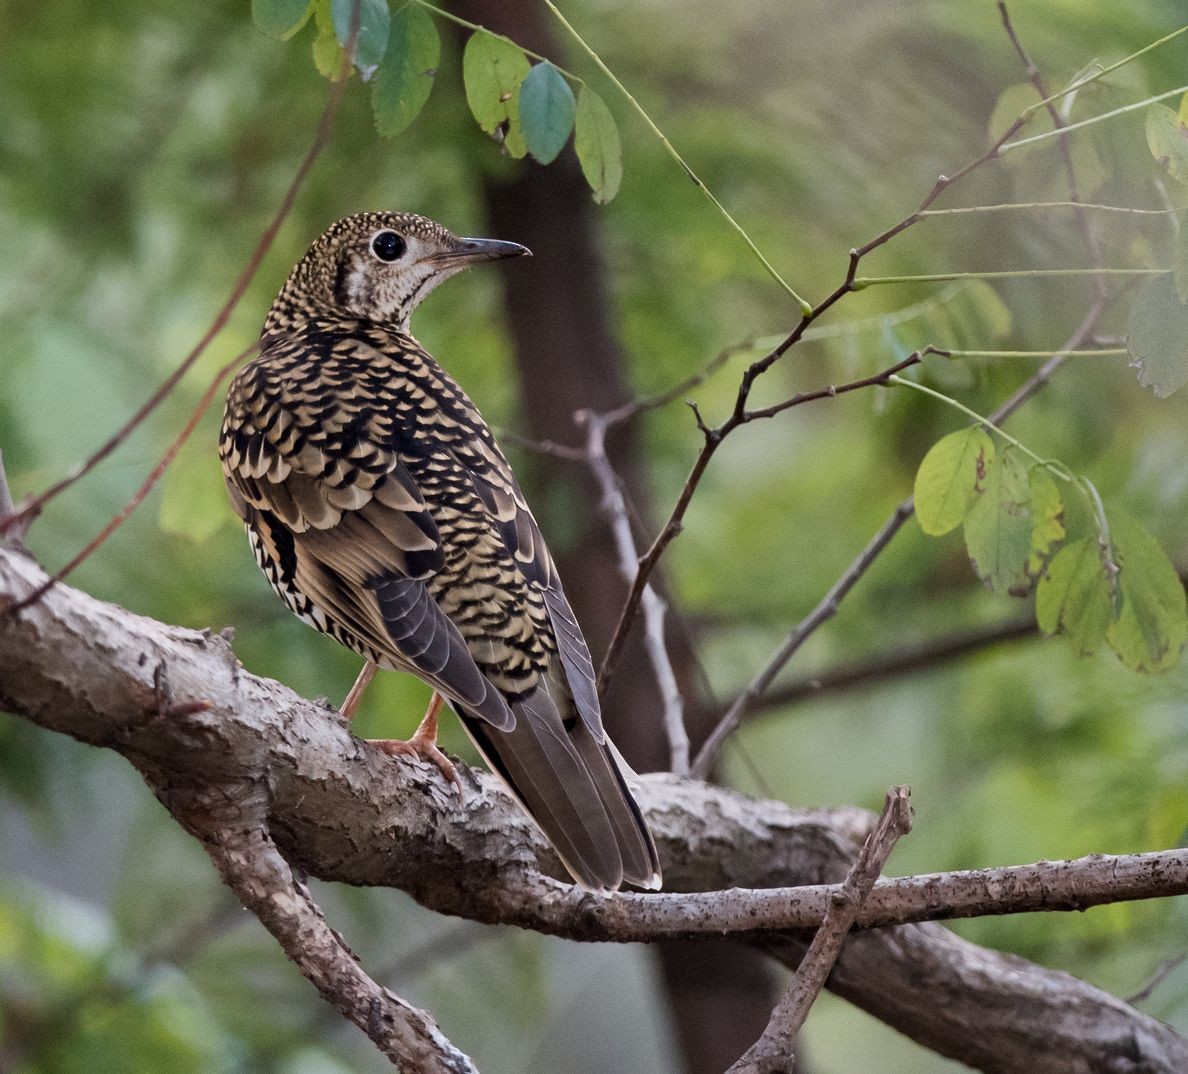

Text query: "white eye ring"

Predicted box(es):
[371, 230, 406, 262]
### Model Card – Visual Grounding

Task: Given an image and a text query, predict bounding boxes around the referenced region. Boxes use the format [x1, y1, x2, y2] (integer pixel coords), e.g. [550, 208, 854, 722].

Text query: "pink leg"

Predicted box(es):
[340, 661, 379, 721]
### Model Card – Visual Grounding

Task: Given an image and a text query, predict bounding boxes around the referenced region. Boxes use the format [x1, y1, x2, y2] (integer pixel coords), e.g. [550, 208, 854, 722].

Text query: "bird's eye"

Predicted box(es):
[371, 231, 406, 262]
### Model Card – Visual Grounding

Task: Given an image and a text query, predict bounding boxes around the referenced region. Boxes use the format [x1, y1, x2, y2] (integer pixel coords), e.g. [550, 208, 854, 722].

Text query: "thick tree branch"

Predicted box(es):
[3, 546, 1188, 1073]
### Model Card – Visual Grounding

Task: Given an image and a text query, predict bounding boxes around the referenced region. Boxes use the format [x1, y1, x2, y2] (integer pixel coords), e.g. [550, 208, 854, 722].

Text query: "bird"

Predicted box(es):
[219, 211, 661, 892]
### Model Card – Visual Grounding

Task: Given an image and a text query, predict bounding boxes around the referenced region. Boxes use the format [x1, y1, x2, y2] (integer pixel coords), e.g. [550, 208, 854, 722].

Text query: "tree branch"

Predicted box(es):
[4, 545, 1188, 1073]
[198, 819, 478, 1074]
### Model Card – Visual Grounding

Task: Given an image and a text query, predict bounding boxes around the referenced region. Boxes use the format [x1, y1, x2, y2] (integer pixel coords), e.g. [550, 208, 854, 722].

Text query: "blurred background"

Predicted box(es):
[2, 0, 1188, 1070]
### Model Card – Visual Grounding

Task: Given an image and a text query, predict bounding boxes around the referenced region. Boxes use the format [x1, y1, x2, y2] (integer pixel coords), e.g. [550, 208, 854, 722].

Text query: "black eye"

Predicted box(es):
[371, 230, 406, 262]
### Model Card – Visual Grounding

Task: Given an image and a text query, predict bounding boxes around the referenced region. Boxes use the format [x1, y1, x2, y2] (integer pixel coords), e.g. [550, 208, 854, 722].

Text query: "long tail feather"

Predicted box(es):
[459, 686, 660, 891]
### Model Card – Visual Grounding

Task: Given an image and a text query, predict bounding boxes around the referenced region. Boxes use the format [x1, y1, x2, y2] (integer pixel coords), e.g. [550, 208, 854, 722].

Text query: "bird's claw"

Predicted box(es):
[373, 736, 464, 802]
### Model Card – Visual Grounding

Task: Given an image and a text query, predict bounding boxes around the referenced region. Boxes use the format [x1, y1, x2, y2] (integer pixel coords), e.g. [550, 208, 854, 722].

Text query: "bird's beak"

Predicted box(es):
[430, 237, 532, 265]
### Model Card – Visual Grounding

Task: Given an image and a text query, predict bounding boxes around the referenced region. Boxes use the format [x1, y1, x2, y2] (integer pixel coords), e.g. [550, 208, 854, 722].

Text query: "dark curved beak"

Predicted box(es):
[436, 237, 531, 264]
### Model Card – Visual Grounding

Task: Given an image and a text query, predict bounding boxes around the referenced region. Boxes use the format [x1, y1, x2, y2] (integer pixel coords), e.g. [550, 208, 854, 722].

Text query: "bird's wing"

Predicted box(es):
[460, 450, 603, 740]
[221, 360, 515, 731]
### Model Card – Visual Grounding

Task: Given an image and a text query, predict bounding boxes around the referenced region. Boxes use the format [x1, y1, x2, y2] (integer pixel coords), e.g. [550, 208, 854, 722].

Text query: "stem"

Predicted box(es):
[854, 268, 1166, 288]
[539, 0, 812, 313]
[938, 348, 1127, 358]
[887, 375, 1048, 468]
[920, 201, 1184, 218]
[413, 0, 584, 81]
[1004, 83, 1188, 153]
[1021, 24, 1188, 116]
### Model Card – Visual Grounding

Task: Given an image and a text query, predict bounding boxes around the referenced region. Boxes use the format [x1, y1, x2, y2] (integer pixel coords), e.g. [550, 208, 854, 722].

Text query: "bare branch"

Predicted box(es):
[709, 615, 1035, 722]
[1128, 952, 1188, 1006]
[692, 498, 916, 778]
[0, 450, 26, 552]
[997, 0, 1107, 293]
[579, 409, 690, 773]
[728, 786, 912, 1074]
[5, 547, 1188, 1072]
[2, 344, 257, 617]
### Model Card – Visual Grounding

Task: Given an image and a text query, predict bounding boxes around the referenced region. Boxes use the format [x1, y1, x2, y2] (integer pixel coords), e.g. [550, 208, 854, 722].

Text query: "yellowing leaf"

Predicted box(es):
[1105, 512, 1188, 672]
[462, 33, 531, 159]
[372, 5, 439, 137]
[1027, 466, 1065, 576]
[964, 447, 1033, 595]
[913, 426, 994, 537]
[312, 0, 347, 79]
[1036, 536, 1112, 655]
[1126, 274, 1188, 399]
[574, 86, 622, 204]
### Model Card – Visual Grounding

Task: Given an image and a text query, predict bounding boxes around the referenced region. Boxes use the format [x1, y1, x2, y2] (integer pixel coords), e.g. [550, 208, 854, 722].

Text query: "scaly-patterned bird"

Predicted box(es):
[219, 212, 661, 891]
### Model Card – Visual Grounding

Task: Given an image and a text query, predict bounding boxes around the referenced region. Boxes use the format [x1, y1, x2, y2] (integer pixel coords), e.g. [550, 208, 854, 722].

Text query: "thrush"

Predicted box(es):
[219, 211, 661, 892]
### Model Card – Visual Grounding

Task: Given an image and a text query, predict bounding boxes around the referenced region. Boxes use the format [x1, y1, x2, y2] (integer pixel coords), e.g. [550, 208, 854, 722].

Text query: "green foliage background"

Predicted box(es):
[2, 0, 1188, 1071]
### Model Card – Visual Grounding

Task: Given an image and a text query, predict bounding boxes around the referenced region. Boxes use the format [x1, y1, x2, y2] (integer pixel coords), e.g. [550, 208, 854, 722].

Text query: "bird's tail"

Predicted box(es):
[460, 686, 661, 892]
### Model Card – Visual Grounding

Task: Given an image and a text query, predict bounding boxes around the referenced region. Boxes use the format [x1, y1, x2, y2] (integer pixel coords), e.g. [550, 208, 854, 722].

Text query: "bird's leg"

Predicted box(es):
[373, 691, 463, 801]
[340, 661, 379, 721]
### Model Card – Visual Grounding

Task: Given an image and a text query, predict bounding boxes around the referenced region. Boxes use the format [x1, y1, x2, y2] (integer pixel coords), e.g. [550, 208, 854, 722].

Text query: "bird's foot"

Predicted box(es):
[373, 734, 463, 801]
[371, 691, 462, 801]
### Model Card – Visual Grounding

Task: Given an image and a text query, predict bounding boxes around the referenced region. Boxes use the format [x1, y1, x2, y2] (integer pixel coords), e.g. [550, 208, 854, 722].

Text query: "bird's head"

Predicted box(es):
[274, 211, 530, 331]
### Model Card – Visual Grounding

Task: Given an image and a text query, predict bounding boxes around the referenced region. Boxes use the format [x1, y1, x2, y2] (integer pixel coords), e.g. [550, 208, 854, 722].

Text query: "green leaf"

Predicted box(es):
[963, 447, 1033, 595]
[519, 62, 576, 165]
[1145, 103, 1188, 185]
[1126, 274, 1188, 398]
[371, 5, 439, 136]
[1036, 536, 1112, 655]
[160, 448, 233, 545]
[1175, 215, 1188, 305]
[332, 0, 390, 69]
[913, 427, 995, 537]
[462, 33, 531, 159]
[574, 86, 622, 203]
[252, 0, 314, 39]
[1027, 465, 1065, 576]
[1105, 512, 1188, 672]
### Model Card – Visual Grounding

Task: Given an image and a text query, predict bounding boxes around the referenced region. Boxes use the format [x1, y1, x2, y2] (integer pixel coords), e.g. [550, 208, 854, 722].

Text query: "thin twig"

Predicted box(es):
[998, 0, 1108, 297]
[579, 409, 690, 774]
[0, 451, 25, 552]
[691, 499, 916, 779]
[1128, 952, 1188, 1006]
[0, 37, 351, 540]
[727, 786, 912, 1073]
[706, 615, 1035, 725]
[2, 343, 258, 616]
